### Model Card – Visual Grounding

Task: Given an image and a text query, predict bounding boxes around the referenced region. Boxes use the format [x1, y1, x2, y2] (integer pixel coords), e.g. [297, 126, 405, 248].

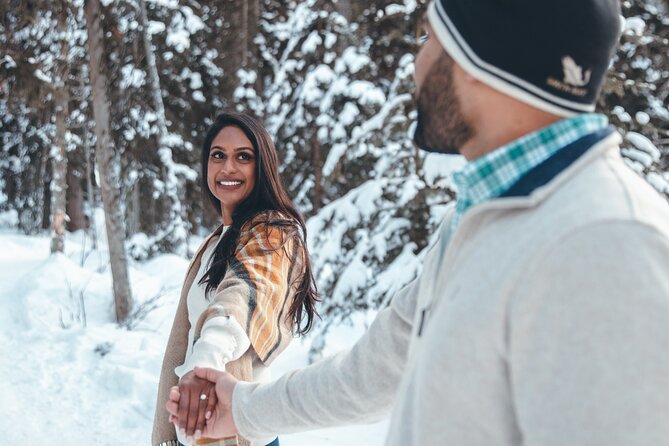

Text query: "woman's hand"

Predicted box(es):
[170, 370, 218, 443]
[167, 367, 239, 440]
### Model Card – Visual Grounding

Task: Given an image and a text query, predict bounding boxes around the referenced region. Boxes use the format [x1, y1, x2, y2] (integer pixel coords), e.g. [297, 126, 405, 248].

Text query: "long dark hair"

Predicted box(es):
[199, 112, 319, 335]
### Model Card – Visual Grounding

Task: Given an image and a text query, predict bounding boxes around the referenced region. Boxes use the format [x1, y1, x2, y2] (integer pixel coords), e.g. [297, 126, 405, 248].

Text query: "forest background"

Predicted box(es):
[1, 0, 668, 378]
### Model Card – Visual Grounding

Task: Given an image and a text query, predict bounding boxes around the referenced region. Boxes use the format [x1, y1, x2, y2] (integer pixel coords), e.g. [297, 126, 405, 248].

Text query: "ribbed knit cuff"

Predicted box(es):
[174, 316, 250, 379]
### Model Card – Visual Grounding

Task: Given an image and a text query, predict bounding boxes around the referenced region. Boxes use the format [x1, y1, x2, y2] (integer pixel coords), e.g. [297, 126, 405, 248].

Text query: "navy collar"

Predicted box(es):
[501, 126, 615, 198]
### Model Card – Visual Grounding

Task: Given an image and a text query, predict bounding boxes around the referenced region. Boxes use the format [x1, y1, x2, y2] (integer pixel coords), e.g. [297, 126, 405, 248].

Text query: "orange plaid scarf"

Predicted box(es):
[194, 212, 305, 364]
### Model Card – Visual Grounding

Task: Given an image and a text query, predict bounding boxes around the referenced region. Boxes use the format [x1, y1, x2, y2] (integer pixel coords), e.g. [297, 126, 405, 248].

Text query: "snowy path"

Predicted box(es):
[0, 329, 149, 443]
[0, 236, 96, 441]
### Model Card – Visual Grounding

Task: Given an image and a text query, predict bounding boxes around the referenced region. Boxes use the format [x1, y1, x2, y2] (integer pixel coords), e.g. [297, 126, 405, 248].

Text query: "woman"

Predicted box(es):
[152, 112, 319, 446]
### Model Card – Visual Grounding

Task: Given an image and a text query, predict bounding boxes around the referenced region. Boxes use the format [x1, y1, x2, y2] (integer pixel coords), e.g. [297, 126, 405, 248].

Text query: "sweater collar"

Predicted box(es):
[450, 113, 609, 230]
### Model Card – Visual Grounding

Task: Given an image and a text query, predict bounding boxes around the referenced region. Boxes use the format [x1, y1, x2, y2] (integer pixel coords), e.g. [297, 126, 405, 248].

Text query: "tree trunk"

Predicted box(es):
[50, 10, 69, 254]
[50, 88, 68, 253]
[138, 0, 168, 140]
[337, 0, 353, 21]
[311, 135, 322, 211]
[66, 162, 86, 231]
[247, 0, 259, 74]
[222, 0, 245, 70]
[335, 0, 367, 48]
[242, 0, 249, 67]
[84, 0, 133, 323]
[39, 142, 50, 231]
[125, 181, 137, 236]
[138, 0, 187, 255]
[241, 0, 259, 69]
[221, 0, 252, 88]
[82, 90, 98, 249]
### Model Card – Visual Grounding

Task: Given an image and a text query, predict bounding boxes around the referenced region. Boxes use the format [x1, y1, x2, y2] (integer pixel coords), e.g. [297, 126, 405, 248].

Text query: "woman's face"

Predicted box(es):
[207, 125, 257, 224]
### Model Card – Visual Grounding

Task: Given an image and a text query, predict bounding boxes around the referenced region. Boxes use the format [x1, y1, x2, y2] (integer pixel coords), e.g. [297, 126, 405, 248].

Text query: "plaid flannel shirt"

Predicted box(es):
[450, 113, 609, 232]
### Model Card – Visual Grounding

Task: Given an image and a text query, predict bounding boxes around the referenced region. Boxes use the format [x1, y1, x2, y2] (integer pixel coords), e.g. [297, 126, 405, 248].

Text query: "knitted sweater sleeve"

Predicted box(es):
[230, 277, 419, 441]
[508, 221, 669, 445]
[174, 316, 250, 378]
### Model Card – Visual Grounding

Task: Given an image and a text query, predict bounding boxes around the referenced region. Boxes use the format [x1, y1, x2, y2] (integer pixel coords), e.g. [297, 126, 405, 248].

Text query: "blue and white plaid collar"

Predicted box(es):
[450, 113, 608, 230]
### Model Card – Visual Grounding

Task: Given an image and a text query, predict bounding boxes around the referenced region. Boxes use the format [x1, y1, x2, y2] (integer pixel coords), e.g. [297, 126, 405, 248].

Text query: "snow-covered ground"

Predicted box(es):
[0, 215, 387, 445]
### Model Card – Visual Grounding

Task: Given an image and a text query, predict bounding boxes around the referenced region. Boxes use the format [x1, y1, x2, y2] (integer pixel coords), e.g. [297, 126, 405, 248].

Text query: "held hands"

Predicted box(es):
[169, 369, 217, 443]
[166, 367, 239, 442]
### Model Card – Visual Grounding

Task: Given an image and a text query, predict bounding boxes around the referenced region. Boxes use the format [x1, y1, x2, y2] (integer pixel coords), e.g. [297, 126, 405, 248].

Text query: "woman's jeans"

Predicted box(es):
[179, 439, 279, 446]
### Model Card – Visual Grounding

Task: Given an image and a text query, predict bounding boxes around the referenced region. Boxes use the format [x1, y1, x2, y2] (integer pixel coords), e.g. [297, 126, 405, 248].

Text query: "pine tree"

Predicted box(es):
[136, 0, 188, 256]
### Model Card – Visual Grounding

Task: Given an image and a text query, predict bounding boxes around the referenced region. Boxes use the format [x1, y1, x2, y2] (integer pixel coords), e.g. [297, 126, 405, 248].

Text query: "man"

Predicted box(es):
[167, 0, 669, 444]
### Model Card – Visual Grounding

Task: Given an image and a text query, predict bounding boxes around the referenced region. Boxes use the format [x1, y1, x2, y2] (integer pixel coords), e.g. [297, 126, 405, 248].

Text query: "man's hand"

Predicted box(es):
[166, 367, 239, 440]
[170, 370, 218, 443]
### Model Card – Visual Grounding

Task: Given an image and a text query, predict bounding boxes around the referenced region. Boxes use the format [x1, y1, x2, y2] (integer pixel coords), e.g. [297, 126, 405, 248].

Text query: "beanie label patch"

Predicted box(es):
[546, 56, 591, 98]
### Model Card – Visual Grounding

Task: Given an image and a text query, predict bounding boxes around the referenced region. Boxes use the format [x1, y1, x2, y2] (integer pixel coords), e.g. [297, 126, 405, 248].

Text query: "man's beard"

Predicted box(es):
[413, 54, 474, 155]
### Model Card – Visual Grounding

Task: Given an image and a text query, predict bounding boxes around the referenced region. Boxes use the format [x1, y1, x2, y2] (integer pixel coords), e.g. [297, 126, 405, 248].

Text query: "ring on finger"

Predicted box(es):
[200, 393, 207, 401]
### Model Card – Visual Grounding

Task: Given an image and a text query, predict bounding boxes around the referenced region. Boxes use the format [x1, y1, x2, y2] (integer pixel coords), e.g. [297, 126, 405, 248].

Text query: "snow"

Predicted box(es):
[128, 232, 152, 261]
[182, 7, 205, 34]
[422, 153, 467, 188]
[612, 105, 632, 123]
[238, 69, 257, 85]
[148, 20, 166, 35]
[324, 33, 337, 49]
[339, 102, 359, 126]
[301, 65, 336, 104]
[624, 16, 646, 35]
[312, 64, 336, 84]
[626, 132, 661, 162]
[375, 241, 420, 307]
[331, 253, 371, 304]
[635, 111, 651, 125]
[647, 172, 669, 194]
[146, 0, 179, 8]
[623, 157, 645, 174]
[184, 70, 203, 89]
[622, 147, 653, 168]
[347, 81, 386, 106]
[165, 6, 205, 53]
[0, 223, 388, 445]
[0, 210, 18, 227]
[192, 91, 206, 102]
[631, 55, 652, 70]
[34, 68, 52, 83]
[303, 172, 433, 313]
[166, 29, 191, 52]
[341, 47, 371, 74]
[301, 31, 322, 54]
[384, 1, 418, 16]
[124, 128, 137, 141]
[118, 17, 139, 33]
[1, 55, 17, 69]
[120, 64, 147, 89]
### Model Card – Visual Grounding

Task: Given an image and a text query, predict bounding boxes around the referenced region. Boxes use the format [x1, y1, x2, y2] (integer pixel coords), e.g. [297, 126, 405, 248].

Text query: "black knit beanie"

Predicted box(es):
[427, 0, 622, 117]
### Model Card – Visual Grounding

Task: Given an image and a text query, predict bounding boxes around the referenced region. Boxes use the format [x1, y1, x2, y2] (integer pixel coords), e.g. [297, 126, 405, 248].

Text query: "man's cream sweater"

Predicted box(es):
[231, 132, 669, 445]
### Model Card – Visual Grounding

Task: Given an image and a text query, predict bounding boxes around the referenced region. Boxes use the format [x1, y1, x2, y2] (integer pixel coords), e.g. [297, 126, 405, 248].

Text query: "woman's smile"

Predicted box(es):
[216, 179, 245, 189]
